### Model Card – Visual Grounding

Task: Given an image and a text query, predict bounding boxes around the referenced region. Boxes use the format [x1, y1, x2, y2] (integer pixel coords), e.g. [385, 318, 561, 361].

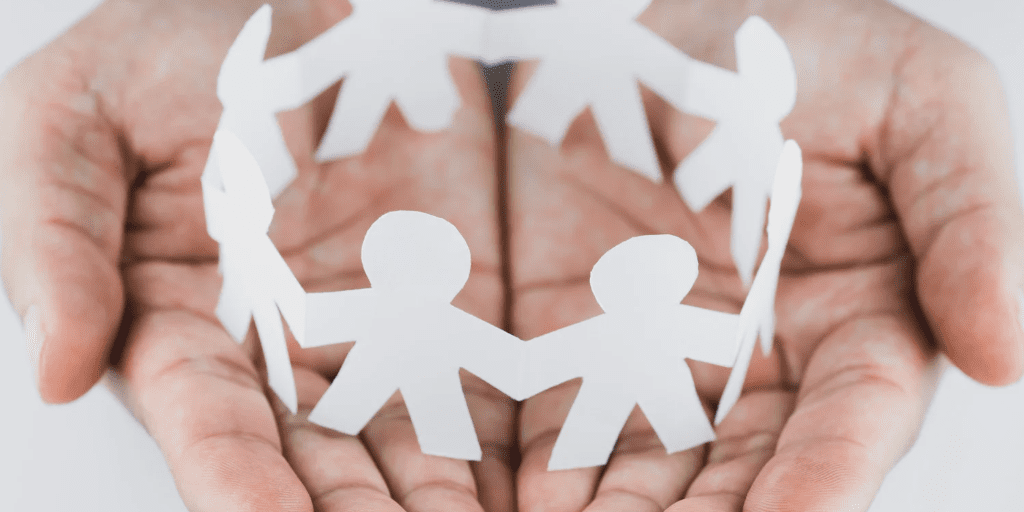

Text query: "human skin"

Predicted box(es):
[1, 0, 1021, 511]
[509, 1, 1023, 510]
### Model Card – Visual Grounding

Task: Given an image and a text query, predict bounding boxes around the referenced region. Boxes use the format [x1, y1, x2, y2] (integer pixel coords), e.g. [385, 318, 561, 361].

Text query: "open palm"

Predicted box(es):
[0, 1, 514, 511]
[507, 0, 1023, 511]
[3, 1, 1022, 512]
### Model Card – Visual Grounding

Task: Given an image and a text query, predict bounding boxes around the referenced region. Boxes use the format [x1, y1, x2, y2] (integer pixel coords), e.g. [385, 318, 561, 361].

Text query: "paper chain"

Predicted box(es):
[201, 2, 805, 470]
[212, 2, 797, 285]
[202, 128, 803, 470]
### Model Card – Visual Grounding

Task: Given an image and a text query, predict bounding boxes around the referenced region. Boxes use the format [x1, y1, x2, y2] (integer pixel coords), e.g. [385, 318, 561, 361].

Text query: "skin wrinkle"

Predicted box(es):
[3, 1, 1020, 510]
[563, 174, 661, 237]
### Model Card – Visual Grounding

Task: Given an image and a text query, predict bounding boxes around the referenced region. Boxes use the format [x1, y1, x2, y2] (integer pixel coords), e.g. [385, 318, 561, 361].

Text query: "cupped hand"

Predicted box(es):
[0, 1, 514, 511]
[507, 0, 1024, 510]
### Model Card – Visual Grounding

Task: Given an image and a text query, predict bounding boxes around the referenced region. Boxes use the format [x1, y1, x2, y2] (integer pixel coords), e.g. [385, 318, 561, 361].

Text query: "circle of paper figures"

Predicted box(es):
[200, 1, 806, 471]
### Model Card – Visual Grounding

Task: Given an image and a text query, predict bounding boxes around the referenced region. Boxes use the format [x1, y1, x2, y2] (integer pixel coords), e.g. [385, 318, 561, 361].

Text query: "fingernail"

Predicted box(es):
[23, 305, 43, 386]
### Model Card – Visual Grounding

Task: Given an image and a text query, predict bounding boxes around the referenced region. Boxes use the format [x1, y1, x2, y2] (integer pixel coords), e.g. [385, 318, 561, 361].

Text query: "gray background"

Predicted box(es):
[0, 1, 1021, 510]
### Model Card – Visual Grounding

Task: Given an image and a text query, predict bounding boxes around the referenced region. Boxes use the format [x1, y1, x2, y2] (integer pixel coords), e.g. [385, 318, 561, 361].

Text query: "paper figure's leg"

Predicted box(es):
[547, 384, 635, 471]
[260, 239, 307, 347]
[507, 62, 589, 146]
[672, 126, 737, 212]
[731, 181, 769, 286]
[308, 344, 397, 435]
[215, 251, 254, 344]
[252, 299, 298, 413]
[638, 367, 716, 453]
[316, 72, 394, 162]
[591, 79, 662, 183]
[401, 370, 482, 460]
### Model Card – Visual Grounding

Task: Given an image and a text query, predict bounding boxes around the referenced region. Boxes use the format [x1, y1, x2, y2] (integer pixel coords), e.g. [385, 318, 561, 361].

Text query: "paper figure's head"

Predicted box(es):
[590, 235, 698, 313]
[361, 211, 471, 301]
[735, 16, 797, 120]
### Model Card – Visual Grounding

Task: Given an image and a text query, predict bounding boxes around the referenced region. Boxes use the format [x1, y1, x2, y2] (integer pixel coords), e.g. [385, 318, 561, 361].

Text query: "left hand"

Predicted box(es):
[506, 0, 1024, 510]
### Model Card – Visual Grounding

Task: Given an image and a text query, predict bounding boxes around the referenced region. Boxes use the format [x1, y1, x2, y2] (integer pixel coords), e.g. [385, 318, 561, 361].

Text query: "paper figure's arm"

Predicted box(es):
[677, 59, 742, 122]
[672, 124, 739, 212]
[522, 318, 602, 398]
[632, 26, 693, 113]
[659, 305, 740, 367]
[673, 17, 795, 123]
[304, 288, 378, 348]
[217, 5, 303, 111]
[286, 16, 363, 106]
[446, 307, 525, 400]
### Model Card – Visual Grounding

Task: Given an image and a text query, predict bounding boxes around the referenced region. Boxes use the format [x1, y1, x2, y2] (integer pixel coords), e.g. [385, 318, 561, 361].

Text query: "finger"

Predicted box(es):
[581, 406, 706, 512]
[518, 380, 603, 512]
[745, 314, 942, 511]
[0, 42, 128, 402]
[274, 366, 404, 512]
[463, 371, 518, 512]
[357, 381, 486, 512]
[867, 18, 1024, 385]
[666, 390, 795, 512]
[115, 307, 312, 512]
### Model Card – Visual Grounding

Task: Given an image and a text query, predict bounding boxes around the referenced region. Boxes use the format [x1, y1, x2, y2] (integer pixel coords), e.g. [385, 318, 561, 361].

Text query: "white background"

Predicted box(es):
[0, 1, 1021, 511]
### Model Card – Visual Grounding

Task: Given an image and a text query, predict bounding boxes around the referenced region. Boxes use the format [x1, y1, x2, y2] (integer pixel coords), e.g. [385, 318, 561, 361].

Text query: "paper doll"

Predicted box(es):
[203, 130, 306, 413]
[286, 0, 490, 162]
[302, 211, 523, 460]
[212, 5, 305, 197]
[523, 235, 740, 470]
[484, 0, 691, 182]
[672, 16, 797, 284]
[715, 140, 803, 425]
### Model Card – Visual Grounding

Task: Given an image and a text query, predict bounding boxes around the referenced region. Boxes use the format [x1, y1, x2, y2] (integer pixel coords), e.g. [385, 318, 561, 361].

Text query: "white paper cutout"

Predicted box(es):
[524, 235, 739, 470]
[714, 140, 803, 426]
[484, 0, 691, 182]
[203, 130, 307, 414]
[210, 5, 305, 198]
[205, 4, 807, 466]
[672, 16, 797, 284]
[294, 0, 490, 162]
[303, 211, 524, 460]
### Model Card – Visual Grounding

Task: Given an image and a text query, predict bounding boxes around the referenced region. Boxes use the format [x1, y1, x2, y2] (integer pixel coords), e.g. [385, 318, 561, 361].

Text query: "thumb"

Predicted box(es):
[0, 46, 129, 402]
[874, 27, 1024, 386]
